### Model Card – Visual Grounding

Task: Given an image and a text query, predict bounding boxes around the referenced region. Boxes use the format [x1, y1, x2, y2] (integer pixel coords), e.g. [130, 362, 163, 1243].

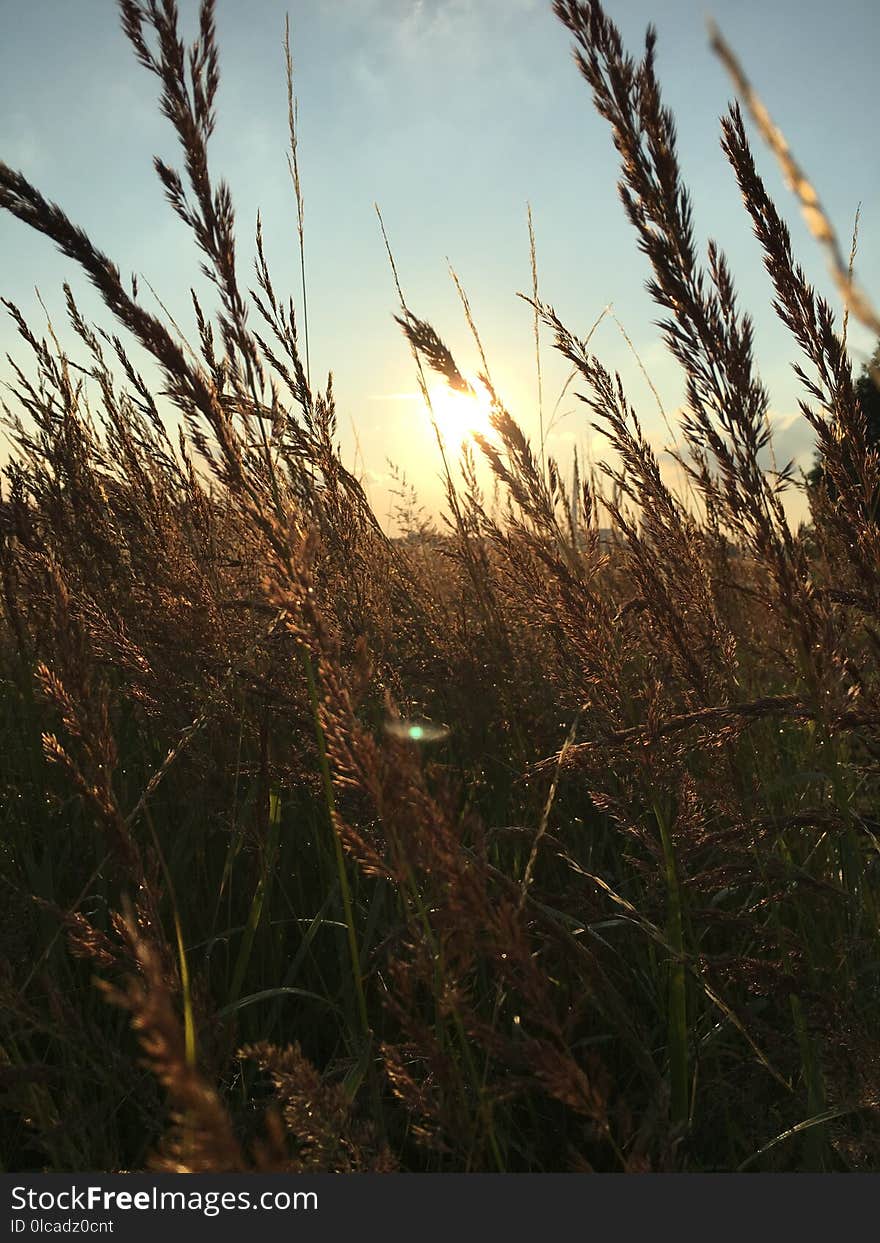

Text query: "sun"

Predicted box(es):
[425, 378, 495, 452]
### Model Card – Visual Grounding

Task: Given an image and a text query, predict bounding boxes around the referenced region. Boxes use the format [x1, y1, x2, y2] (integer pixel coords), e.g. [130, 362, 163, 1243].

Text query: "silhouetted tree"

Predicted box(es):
[807, 342, 880, 513]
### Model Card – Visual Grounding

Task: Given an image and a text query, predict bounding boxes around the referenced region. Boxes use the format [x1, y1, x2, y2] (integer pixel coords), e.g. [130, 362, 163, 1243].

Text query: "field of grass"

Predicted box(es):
[1, 0, 880, 1173]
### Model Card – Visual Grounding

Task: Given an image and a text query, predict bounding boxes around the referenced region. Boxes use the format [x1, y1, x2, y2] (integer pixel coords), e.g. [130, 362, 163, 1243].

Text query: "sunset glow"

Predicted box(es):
[425, 378, 495, 453]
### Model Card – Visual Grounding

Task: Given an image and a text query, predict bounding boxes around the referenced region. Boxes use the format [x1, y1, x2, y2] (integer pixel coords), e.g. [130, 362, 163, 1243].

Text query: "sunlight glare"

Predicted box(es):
[426, 378, 494, 452]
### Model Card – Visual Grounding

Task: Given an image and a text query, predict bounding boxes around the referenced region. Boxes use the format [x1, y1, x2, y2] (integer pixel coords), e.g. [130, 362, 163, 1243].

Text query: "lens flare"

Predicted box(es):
[384, 717, 450, 744]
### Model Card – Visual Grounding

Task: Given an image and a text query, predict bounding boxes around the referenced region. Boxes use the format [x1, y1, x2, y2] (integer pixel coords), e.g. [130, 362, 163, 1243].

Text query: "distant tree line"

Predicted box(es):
[807, 342, 880, 510]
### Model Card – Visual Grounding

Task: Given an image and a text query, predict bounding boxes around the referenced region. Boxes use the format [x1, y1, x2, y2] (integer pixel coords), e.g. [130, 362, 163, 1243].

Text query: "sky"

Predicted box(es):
[1, 0, 879, 530]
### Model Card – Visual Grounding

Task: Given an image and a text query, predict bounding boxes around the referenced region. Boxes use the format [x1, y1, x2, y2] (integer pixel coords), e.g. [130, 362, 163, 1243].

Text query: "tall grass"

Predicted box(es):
[1, 0, 879, 1172]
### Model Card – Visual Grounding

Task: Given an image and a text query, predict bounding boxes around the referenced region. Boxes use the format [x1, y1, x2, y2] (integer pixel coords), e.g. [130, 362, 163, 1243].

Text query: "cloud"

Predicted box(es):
[335, 0, 542, 98]
[363, 467, 396, 487]
[767, 409, 801, 433]
[4, 113, 46, 174]
[763, 410, 817, 475]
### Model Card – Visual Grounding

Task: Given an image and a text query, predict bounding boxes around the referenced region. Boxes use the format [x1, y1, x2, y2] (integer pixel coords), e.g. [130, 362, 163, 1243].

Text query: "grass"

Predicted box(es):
[1, 0, 880, 1172]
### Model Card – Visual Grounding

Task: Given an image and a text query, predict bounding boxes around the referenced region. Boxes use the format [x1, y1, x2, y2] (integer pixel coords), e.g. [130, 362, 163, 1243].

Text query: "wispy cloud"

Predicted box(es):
[338, 0, 544, 103]
[767, 409, 801, 433]
[4, 113, 45, 174]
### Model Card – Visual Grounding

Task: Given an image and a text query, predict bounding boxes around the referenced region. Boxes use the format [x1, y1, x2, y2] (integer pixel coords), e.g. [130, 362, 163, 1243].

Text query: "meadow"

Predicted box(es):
[1, 0, 879, 1172]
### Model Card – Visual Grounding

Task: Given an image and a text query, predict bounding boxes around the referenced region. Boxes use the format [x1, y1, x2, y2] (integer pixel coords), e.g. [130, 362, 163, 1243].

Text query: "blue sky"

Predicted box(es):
[2, 0, 879, 527]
